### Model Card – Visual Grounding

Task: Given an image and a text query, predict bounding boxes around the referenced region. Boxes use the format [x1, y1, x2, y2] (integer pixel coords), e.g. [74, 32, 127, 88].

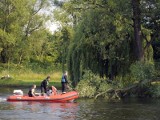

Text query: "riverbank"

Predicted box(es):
[0, 71, 62, 89]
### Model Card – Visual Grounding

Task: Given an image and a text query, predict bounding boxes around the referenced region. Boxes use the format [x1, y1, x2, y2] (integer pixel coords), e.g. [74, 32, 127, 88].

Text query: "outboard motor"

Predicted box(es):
[13, 90, 23, 96]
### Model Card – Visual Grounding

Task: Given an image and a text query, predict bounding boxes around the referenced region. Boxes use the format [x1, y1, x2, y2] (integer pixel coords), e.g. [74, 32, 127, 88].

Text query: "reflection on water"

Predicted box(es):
[0, 101, 79, 120]
[76, 98, 160, 120]
[0, 87, 160, 120]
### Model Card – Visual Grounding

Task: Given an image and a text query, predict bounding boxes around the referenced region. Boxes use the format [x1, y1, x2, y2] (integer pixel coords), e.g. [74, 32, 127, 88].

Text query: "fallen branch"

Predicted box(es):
[95, 77, 160, 99]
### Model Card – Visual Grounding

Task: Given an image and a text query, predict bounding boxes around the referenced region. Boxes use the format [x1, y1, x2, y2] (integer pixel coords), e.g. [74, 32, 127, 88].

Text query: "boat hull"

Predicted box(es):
[7, 91, 79, 102]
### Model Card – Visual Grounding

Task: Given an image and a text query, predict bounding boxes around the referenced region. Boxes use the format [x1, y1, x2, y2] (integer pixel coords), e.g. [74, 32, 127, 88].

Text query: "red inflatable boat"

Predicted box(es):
[7, 86, 79, 102]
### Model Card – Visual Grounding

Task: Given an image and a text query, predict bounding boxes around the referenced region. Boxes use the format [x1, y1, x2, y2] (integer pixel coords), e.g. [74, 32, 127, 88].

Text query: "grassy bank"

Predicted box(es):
[0, 70, 62, 89]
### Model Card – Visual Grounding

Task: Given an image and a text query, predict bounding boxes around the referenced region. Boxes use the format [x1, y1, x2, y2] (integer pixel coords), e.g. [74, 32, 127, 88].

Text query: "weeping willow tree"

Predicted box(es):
[67, 7, 133, 86]
[66, 0, 155, 87]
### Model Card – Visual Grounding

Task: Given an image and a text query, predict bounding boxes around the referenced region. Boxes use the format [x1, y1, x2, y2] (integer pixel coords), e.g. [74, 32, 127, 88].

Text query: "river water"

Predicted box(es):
[0, 87, 159, 120]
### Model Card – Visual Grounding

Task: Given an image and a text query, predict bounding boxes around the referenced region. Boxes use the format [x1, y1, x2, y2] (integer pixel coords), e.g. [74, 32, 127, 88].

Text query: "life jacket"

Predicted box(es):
[61, 75, 66, 82]
[41, 79, 49, 87]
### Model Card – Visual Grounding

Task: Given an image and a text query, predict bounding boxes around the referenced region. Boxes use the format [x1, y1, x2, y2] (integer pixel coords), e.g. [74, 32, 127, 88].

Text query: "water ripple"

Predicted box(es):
[0, 97, 7, 102]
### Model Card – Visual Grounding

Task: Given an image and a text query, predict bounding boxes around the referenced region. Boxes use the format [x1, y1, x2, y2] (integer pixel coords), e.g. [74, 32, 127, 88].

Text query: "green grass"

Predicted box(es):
[0, 70, 62, 88]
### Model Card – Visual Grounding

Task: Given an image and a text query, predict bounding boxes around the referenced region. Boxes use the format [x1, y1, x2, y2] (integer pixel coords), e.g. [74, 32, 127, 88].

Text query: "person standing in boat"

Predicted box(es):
[28, 84, 36, 97]
[61, 71, 68, 93]
[40, 76, 50, 95]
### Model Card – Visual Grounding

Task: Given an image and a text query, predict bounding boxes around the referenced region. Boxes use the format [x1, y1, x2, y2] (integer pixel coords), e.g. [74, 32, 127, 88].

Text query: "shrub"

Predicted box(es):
[114, 75, 136, 88]
[76, 70, 113, 98]
[152, 84, 160, 98]
[130, 61, 155, 82]
[76, 80, 96, 98]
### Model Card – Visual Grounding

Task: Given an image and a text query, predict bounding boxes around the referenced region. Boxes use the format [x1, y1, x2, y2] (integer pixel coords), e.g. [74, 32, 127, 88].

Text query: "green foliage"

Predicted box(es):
[114, 75, 135, 88]
[76, 80, 96, 98]
[113, 61, 156, 89]
[61, 0, 158, 90]
[152, 84, 160, 98]
[130, 61, 155, 82]
[0, 0, 53, 64]
[98, 83, 113, 93]
[0, 0, 160, 98]
[76, 70, 113, 98]
[0, 0, 66, 74]
[68, 5, 132, 84]
[154, 61, 160, 77]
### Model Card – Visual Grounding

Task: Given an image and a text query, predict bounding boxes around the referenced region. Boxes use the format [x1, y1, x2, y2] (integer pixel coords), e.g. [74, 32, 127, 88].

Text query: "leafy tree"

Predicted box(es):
[0, 0, 51, 65]
[60, 0, 158, 86]
[52, 1, 75, 72]
[140, 0, 160, 61]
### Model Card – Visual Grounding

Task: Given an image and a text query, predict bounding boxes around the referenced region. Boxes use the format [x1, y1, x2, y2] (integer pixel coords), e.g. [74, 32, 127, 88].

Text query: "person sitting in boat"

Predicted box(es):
[28, 85, 36, 97]
[46, 86, 57, 96]
[40, 76, 50, 95]
[46, 86, 52, 96]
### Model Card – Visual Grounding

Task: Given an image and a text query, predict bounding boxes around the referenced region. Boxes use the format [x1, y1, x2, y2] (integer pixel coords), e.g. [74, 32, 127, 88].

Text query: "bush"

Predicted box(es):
[152, 84, 160, 98]
[76, 80, 96, 98]
[114, 75, 136, 88]
[130, 61, 155, 82]
[76, 71, 98, 98]
[76, 70, 113, 98]
[113, 61, 156, 94]
[154, 61, 160, 77]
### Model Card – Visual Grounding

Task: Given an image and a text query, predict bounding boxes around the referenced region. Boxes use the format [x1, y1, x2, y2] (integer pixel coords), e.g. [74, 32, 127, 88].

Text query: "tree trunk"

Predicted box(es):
[132, 0, 144, 61]
[0, 48, 8, 63]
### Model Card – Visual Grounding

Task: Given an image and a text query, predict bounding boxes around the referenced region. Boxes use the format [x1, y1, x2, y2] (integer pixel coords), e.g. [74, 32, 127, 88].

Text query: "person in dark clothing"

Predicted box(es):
[40, 76, 50, 94]
[61, 71, 68, 93]
[28, 85, 36, 97]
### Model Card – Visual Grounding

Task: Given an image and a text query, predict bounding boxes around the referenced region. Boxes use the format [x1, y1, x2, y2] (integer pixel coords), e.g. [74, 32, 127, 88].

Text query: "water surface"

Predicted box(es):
[0, 87, 159, 120]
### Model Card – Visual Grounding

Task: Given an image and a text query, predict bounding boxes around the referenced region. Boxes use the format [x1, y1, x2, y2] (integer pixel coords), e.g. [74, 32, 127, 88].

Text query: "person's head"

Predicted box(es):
[64, 71, 68, 76]
[46, 76, 50, 80]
